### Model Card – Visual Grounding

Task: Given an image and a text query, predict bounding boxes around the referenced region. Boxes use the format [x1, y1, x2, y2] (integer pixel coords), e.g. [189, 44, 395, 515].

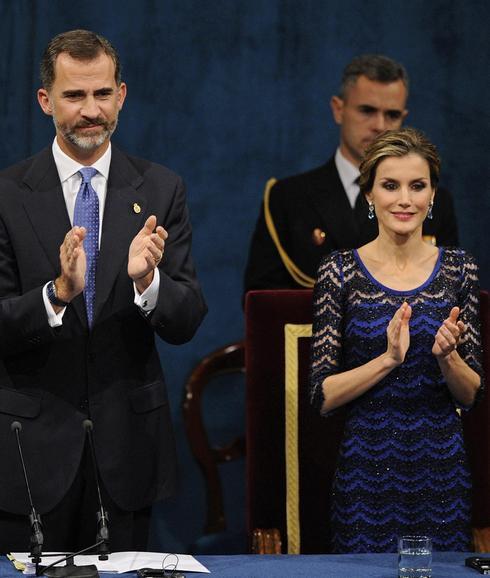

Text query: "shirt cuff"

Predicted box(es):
[42, 282, 66, 327]
[133, 267, 160, 313]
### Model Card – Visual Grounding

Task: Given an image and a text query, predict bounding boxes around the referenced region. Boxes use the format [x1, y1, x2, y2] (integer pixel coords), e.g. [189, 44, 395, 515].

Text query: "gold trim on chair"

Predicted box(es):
[264, 179, 316, 288]
[284, 323, 313, 554]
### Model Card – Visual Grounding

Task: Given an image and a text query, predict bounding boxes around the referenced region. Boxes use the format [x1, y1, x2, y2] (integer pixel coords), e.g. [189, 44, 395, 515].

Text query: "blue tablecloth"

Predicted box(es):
[1, 552, 485, 577]
[196, 552, 483, 577]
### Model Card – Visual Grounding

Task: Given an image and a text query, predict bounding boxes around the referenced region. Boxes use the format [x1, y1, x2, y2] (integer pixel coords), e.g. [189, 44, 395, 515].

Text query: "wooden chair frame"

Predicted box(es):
[182, 341, 245, 534]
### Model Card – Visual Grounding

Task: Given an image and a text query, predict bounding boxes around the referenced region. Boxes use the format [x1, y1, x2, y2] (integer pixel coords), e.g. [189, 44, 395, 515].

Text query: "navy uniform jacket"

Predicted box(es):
[244, 156, 459, 292]
[0, 145, 207, 515]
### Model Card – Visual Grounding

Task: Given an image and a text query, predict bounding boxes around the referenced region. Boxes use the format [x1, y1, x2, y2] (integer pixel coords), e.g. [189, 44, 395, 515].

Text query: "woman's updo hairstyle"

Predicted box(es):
[359, 127, 441, 196]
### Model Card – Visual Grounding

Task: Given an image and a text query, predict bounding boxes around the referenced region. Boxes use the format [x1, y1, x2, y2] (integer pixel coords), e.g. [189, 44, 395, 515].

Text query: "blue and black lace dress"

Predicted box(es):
[310, 247, 483, 553]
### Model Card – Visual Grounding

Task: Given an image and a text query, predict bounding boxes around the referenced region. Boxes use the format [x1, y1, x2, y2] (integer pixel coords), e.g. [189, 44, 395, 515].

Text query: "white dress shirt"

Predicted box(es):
[43, 138, 159, 326]
[334, 148, 360, 209]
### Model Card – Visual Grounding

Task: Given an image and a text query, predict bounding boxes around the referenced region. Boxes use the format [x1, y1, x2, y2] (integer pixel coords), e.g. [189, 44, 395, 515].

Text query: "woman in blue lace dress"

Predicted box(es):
[309, 127, 483, 553]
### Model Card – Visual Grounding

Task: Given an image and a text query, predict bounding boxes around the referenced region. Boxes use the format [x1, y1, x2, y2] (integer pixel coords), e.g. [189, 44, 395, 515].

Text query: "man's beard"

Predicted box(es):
[53, 114, 118, 151]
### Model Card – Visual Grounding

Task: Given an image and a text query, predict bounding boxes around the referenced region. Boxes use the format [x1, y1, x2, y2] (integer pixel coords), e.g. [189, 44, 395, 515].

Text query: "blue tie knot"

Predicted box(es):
[79, 167, 98, 184]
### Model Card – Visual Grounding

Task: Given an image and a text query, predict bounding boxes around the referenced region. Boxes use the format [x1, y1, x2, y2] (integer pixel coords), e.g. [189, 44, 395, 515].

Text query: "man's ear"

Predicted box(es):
[116, 82, 127, 111]
[37, 88, 53, 116]
[330, 95, 344, 125]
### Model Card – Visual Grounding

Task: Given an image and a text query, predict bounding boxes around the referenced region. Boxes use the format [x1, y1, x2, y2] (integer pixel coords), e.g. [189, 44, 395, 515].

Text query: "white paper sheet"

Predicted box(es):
[11, 551, 210, 574]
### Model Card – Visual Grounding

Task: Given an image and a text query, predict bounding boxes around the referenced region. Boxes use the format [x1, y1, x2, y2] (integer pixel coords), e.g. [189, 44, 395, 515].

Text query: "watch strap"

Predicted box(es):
[47, 280, 69, 307]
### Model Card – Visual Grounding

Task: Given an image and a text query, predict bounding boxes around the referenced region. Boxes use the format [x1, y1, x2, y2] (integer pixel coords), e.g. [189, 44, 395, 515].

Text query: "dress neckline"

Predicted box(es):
[352, 247, 444, 296]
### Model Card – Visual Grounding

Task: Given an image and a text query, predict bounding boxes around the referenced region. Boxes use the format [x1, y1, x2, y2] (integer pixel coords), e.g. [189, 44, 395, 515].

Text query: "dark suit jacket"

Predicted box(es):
[244, 157, 459, 291]
[0, 146, 207, 515]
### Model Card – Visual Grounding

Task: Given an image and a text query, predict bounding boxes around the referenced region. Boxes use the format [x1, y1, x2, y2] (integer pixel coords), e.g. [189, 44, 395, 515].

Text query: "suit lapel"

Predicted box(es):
[21, 146, 148, 327]
[94, 146, 146, 321]
[22, 148, 71, 271]
[305, 158, 362, 247]
[21, 148, 87, 325]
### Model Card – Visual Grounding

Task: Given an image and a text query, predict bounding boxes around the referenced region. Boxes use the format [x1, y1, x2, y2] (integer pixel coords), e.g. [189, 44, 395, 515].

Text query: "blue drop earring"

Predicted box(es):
[368, 202, 375, 220]
[427, 201, 434, 220]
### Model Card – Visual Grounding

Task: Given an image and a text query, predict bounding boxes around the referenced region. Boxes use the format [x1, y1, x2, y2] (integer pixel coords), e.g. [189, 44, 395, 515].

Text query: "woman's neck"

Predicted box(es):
[357, 230, 439, 291]
[371, 230, 434, 269]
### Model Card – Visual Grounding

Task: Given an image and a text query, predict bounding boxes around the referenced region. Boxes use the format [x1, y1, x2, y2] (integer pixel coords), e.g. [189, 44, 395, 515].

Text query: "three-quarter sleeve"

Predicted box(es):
[309, 251, 346, 414]
[457, 251, 485, 395]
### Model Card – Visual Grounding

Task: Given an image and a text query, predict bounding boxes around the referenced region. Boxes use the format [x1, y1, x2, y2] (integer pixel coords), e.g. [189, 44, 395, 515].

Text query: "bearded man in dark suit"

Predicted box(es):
[244, 54, 458, 291]
[0, 29, 206, 552]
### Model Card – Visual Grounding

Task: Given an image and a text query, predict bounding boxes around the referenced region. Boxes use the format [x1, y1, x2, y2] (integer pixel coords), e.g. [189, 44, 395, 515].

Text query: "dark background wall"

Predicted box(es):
[1, 0, 488, 554]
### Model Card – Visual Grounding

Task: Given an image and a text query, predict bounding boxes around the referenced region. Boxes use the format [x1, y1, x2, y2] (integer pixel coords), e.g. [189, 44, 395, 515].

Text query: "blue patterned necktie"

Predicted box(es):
[74, 167, 99, 326]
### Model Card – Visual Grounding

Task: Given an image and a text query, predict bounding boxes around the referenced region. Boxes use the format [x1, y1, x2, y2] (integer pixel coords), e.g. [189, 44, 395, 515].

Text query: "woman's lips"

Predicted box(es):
[392, 212, 415, 221]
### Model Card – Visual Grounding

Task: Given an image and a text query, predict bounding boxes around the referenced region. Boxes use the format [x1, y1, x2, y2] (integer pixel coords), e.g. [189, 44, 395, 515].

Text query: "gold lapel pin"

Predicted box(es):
[423, 235, 437, 246]
[312, 228, 326, 246]
[133, 203, 141, 214]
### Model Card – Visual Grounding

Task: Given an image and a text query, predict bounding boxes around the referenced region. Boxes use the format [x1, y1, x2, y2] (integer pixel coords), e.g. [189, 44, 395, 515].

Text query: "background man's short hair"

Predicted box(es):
[40, 29, 121, 91]
[339, 54, 409, 99]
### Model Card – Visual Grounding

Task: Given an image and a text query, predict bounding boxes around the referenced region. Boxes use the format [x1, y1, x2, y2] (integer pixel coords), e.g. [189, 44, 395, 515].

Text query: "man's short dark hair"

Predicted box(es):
[40, 29, 122, 91]
[339, 54, 409, 99]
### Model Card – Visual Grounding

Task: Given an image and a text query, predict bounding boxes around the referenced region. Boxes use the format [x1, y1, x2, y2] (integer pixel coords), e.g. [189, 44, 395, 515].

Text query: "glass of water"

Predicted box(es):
[398, 535, 432, 578]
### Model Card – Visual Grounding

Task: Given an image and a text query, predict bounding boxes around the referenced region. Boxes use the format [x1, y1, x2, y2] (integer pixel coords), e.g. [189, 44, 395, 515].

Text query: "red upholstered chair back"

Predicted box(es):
[245, 289, 490, 554]
[245, 290, 345, 553]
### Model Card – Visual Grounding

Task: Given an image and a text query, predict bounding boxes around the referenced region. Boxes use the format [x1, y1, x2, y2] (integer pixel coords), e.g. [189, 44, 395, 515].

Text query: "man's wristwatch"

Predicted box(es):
[47, 280, 69, 307]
